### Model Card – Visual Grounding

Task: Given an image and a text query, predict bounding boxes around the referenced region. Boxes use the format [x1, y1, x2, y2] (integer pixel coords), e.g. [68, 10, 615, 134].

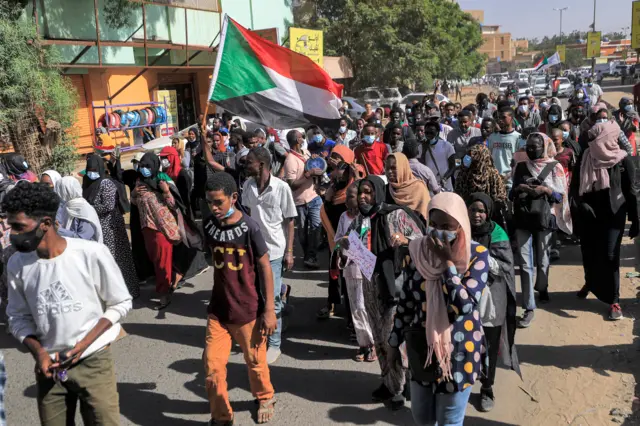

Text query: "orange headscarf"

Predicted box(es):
[331, 145, 365, 205]
[387, 153, 430, 219]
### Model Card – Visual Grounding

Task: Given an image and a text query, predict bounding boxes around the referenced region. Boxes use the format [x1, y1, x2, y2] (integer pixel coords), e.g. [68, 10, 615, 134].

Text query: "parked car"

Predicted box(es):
[532, 77, 548, 96]
[557, 77, 572, 97]
[514, 81, 531, 97]
[379, 87, 403, 107]
[498, 80, 514, 94]
[353, 88, 383, 108]
[341, 96, 367, 120]
[399, 92, 451, 110]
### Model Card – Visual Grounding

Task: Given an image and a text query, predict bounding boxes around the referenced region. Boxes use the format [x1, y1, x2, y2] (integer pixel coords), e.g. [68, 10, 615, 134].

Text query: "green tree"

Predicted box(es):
[0, 6, 79, 174]
[294, 0, 485, 90]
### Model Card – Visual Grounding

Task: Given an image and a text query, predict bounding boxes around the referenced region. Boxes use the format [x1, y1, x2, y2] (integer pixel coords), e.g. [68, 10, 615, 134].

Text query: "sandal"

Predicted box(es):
[365, 347, 377, 363]
[257, 397, 276, 424]
[316, 305, 334, 320]
[354, 348, 366, 362]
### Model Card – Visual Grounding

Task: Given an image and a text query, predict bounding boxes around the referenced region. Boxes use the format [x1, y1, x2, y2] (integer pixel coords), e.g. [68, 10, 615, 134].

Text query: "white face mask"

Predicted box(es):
[268, 135, 275, 143]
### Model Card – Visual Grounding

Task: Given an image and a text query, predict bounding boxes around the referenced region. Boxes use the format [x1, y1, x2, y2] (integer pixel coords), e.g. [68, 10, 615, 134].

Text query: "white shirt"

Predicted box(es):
[418, 140, 455, 191]
[7, 238, 132, 359]
[588, 84, 603, 102]
[242, 176, 298, 260]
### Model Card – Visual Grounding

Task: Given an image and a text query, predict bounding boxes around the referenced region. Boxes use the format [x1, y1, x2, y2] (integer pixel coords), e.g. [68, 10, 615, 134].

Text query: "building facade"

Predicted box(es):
[479, 25, 512, 62]
[24, 0, 293, 153]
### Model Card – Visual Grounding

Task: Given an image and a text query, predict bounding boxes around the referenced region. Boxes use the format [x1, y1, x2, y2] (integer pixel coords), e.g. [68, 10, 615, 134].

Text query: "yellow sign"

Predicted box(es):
[155, 90, 178, 136]
[633, 1, 640, 49]
[556, 45, 566, 62]
[290, 27, 324, 67]
[586, 32, 601, 58]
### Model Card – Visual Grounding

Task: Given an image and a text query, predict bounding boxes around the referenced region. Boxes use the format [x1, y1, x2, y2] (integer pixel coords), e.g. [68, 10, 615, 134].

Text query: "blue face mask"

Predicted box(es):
[562, 131, 570, 140]
[549, 115, 559, 123]
[363, 135, 376, 145]
[462, 154, 472, 168]
[624, 105, 634, 112]
[427, 226, 457, 243]
[223, 207, 235, 219]
[87, 171, 100, 181]
[313, 134, 323, 143]
[596, 118, 608, 124]
[140, 167, 152, 178]
[430, 137, 439, 145]
[588, 83, 593, 87]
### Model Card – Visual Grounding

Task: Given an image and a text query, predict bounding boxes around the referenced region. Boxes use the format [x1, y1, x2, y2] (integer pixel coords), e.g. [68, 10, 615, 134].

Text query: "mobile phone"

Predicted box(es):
[57, 349, 77, 369]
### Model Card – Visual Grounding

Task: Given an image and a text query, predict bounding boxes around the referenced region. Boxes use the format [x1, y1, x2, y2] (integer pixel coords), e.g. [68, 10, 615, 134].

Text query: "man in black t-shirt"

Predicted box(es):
[202, 172, 277, 425]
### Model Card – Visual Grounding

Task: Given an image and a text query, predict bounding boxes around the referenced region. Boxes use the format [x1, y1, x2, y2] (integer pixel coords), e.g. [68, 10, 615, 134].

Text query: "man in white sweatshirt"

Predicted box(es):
[4, 182, 132, 425]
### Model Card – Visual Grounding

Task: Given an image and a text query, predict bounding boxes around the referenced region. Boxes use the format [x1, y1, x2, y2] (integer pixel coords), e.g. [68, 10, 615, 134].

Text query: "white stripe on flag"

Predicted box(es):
[257, 67, 343, 120]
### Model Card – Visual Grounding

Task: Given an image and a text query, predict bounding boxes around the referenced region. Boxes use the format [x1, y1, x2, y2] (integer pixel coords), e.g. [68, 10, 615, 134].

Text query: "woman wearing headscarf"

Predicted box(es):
[510, 133, 571, 328]
[40, 170, 62, 189]
[338, 175, 424, 410]
[466, 193, 520, 413]
[571, 118, 639, 320]
[389, 192, 488, 425]
[385, 152, 430, 220]
[318, 144, 365, 319]
[83, 153, 139, 298]
[187, 126, 206, 217]
[131, 153, 182, 309]
[160, 146, 192, 219]
[3, 154, 37, 182]
[55, 176, 103, 243]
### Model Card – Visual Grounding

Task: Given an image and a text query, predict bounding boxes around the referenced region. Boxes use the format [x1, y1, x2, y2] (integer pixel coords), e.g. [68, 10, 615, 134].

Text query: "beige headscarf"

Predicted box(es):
[408, 193, 472, 380]
[387, 153, 430, 219]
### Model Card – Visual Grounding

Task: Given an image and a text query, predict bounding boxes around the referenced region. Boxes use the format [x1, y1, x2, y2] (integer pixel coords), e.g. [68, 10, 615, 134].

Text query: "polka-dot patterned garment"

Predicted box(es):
[389, 241, 489, 393]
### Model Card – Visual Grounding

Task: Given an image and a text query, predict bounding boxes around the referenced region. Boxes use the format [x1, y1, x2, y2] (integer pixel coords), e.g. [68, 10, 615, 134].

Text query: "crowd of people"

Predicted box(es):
[0, 81, 637, 426]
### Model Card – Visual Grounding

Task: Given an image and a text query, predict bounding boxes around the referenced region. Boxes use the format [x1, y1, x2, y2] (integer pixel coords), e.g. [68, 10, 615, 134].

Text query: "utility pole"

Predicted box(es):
[591, 0, 597, 75]
[553, 7, 569, 44]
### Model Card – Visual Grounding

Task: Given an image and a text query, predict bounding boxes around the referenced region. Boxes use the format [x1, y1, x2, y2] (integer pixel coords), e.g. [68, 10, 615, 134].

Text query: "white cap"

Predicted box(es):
[132, 152, 144, 163]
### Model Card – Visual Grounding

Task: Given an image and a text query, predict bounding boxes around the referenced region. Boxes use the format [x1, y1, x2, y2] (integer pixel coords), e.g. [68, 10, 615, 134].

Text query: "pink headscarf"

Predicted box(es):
[526, 133, 572, 234]
[579, 120, 627, 196]
[408, 192, 471, 381]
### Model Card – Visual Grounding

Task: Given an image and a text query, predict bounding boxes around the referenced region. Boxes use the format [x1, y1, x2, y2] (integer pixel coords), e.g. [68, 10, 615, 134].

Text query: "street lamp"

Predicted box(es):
[553, 7, 569, 44]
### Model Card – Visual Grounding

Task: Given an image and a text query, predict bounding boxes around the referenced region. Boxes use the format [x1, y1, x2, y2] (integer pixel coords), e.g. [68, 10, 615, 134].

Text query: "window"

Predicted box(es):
[501, 37, 505, 44]
[501, 51, 504, 58]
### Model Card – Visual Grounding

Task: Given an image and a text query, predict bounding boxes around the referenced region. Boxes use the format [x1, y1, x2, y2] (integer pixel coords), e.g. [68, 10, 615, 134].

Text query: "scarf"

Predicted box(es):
[160, 146, 182, 181]
[579, 120, 627, 196]
[56, 176, 103, 243]
[455, 144, 507, 204]
[408, 192, 472, 381]
[138, 152, 162, 192]
[466, 192, 495, 248]
[82, 154, 107, 204]
[388, 153, 430, 219]
[526, 133, 572, 234]
[331, 144, 364, 205]
[41, 170, 62, 188]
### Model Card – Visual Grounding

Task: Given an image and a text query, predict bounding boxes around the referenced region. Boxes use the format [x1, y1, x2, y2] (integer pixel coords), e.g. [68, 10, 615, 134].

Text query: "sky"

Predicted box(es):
[457, 0, 636, 40]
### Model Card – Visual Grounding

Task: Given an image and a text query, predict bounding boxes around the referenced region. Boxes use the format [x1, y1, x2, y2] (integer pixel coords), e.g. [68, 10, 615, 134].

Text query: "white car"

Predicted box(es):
[514, 81, 531, 97]
[399, 92, 451, 110]
[498, 80, 514, 94]
[379, 87, 403, 107]
[354, 88, 383, 108]
[557, 77, 572, 97]
[533, 77, 548, 96]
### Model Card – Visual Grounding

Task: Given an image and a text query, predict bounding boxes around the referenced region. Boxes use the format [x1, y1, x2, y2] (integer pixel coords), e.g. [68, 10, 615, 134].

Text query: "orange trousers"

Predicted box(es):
[204, 315, 274, 422]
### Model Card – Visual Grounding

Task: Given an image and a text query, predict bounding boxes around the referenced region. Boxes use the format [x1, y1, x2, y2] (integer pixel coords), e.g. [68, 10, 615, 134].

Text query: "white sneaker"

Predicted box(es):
[266, 347, 281, 364]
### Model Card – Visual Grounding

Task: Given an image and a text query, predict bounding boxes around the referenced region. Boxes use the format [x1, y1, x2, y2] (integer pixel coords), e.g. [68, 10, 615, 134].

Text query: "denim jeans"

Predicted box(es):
[515, 228, 553, 311]
[268, 257, 283, 349]
[409, 382, 471, 426]
[295, 196, 323, 261]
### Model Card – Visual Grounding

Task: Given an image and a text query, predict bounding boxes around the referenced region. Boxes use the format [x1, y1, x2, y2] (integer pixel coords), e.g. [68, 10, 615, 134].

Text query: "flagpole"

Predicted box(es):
[591, 0, 597, 76]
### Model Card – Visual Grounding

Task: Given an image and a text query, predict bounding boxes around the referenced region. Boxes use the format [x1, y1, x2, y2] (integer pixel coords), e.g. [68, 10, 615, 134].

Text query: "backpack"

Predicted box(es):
[513, 161, 558, 231]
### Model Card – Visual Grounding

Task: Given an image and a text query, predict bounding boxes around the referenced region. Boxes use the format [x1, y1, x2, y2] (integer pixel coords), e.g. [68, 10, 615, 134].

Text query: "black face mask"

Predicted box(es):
[526, 145, 544, 161]
[359, 203, 374, 215]
[11, 221, 45, 253]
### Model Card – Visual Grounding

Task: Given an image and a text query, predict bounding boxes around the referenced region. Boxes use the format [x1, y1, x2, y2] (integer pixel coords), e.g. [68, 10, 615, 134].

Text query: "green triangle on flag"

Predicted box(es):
[209, 19, 277, 103]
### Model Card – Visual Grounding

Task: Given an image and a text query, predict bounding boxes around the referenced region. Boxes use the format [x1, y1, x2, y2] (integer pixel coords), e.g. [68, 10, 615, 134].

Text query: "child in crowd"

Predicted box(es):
[202, 172, 277, 425]
[335, 183, 376, 362]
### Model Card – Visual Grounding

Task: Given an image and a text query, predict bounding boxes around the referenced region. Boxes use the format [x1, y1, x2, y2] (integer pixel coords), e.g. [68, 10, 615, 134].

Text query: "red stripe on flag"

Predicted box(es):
[534, 57, 544, 68]
[229, 18, 343, 99]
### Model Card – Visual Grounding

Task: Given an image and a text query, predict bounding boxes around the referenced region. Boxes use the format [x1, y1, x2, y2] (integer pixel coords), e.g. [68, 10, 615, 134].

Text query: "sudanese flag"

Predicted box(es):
[207, 15, 343, 129]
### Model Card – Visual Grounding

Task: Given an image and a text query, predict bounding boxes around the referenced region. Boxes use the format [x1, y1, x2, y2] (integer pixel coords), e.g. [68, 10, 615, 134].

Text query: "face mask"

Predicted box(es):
[562, 131, 570, 140]
[462, 155, 472, 168]
[268, 135, 276, 143]
[429, 137, 439, 145]
[540, 102, 549, 109]
[518, 105, 529, 114]
[407, 108, 412, 113]
[23, 161, 28, 169]
[161, 159, 170, 170]
[526, 145, 544, 161]
[313, 134, 323, 143]
[427, 226, 457, 243]
[359, 203, 374, 215]
[624, 105, 634, 112]
[87, 171, 100, 181]
[363, 135, 376, 145]
[223, 207, 235, 219]
[596, 118, 608, 124]
[577, 92, 584, 99]
[339, 126, 347, 134]
[549, 115, 559, 123]
[140, 167, 152, 178]
[11, 221, 45, 253]
[588, 83, 593, 87]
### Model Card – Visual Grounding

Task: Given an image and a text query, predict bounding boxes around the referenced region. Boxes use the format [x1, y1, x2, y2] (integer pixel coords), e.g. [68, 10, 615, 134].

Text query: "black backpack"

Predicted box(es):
[513, 161, 558, 231]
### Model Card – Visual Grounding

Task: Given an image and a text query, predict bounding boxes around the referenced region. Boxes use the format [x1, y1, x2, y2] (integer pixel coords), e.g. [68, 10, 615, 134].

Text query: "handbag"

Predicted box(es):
[513, 161, 557, 231]
[402, 327, 442, 383]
